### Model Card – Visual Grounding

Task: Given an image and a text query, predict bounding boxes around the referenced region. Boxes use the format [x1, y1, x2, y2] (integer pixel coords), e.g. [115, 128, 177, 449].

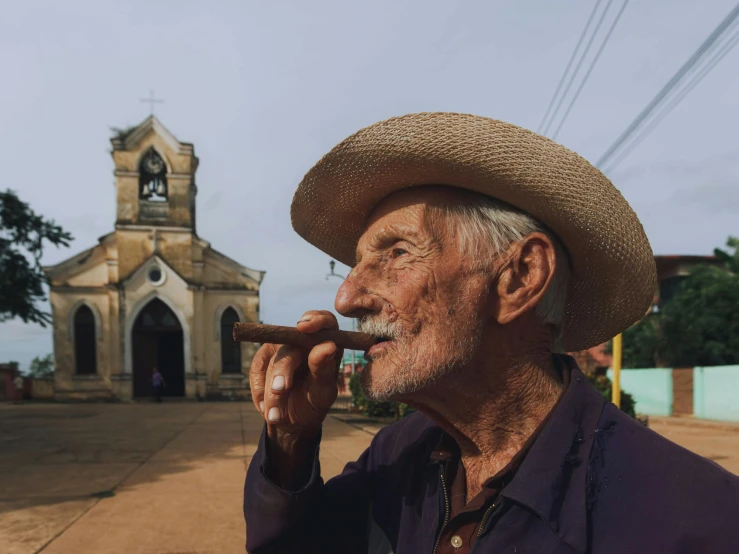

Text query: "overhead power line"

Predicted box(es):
[603, 22, 739, 173]
[542, 0, 616, 137]
[597, 2, 739, 170]
[552, 0, 631, 141]
[537, 0, 604, 134]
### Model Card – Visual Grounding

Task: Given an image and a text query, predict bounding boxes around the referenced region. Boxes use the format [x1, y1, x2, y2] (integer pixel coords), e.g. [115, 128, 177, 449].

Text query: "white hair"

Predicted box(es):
[427, 189, 571, 352]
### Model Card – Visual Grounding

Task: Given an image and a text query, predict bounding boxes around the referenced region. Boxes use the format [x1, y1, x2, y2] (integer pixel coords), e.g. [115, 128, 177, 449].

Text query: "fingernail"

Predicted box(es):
[272, 375, 285, 391]
[298, 315, 312, 323]
[268, 407, 281, 422]
[259, 401, 264, 413]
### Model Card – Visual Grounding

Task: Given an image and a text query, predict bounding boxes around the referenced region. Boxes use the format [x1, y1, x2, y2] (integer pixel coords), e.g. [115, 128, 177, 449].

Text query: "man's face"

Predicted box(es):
[335, 188, 491, 402]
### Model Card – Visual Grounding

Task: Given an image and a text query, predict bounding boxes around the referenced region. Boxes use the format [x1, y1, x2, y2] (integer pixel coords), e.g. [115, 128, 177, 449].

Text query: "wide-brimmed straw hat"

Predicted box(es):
[291, 112, 656, 351]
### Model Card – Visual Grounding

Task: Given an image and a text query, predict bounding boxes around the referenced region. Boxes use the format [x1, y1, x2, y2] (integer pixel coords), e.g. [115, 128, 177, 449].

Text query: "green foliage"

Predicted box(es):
[0, 190, 72, 326]
[713, 237, 739, 273]
[348, 372, 394, 417]
[656, 239, 739, 366]
[622, 315, 661, 368]
[110, 125, 137, 142]
[28, 354, 54, 378]
[586, 372, 636, 417]
[613, 237, 739, 368]
[348, 373, 414, 419]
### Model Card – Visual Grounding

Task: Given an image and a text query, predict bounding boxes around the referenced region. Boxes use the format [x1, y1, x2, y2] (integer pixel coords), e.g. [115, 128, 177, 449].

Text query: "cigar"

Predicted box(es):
[233, 322, 376, 352]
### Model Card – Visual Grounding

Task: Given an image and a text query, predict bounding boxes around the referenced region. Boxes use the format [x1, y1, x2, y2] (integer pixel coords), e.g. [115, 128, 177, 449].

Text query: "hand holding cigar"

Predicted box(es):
[233, 322, 376, 352]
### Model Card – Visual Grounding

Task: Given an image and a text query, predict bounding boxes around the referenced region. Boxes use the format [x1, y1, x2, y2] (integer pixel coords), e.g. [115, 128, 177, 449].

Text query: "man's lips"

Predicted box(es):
[367, 337, 393, 356]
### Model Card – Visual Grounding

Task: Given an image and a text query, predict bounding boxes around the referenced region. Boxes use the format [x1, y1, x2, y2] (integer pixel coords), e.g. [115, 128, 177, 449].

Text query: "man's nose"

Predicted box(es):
[335, 270, 382, 319]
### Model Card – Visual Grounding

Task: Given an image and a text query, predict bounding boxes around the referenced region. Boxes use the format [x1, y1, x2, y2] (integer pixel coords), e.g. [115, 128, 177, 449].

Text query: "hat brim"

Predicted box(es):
[291, 112, 656, 352]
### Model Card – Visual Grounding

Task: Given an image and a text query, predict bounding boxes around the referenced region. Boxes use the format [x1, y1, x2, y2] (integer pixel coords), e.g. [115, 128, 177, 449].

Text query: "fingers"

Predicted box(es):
[296, 310, 343, 383]
[307, 341, 339, 383]
[250, 343, 278, 415]
[296, 310, 340, 334]
[263, 345, 303, 424]
[254, 310, 344, 428]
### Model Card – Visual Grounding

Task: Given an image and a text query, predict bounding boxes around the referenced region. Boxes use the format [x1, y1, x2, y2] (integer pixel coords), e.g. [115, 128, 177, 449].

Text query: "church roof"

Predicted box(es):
[204, 242, 266, 284]
[119, 254, 189, 288]
[44, 232, 265, 289]
[43, 232, 114, 280]
[110, 116, 194, 156]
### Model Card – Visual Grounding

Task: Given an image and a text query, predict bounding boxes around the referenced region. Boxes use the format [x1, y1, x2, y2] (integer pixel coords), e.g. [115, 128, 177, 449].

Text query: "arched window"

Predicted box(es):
[139, 149, 168, 201]
[220, 308, 241, 374]
[74, 305, 97, 375]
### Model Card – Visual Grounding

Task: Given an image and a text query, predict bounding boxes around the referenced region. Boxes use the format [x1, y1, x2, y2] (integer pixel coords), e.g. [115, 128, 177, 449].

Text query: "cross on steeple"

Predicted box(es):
[140, 90, 164, 115]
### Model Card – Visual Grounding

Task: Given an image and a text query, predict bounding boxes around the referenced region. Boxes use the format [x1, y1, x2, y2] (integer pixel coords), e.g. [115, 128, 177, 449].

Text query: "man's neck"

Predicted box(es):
[408, 345, 564, 499]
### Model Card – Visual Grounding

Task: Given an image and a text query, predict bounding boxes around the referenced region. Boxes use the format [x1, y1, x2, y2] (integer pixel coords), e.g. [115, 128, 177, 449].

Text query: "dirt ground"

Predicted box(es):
[0, 402, 370, 554]
[1, 402, 737, 553]
[648, 415, 739, 475]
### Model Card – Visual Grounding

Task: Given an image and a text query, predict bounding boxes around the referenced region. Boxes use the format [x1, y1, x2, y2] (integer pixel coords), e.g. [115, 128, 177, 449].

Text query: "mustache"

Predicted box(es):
[356, 315, 403, 340]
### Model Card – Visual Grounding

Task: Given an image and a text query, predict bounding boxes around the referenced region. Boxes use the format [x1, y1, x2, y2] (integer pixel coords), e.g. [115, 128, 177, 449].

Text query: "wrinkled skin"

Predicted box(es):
[336, 191, 490, 401]
[250, 187, 564, 498]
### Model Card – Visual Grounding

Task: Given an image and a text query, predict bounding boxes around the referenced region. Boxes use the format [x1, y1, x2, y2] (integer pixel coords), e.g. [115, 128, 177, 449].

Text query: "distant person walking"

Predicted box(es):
[152, 367, 166, 403]
[13, 374, 24, 404]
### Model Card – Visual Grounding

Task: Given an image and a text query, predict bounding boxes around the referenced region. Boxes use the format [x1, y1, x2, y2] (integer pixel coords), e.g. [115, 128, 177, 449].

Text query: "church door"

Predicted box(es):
[132, 298, 186, 398]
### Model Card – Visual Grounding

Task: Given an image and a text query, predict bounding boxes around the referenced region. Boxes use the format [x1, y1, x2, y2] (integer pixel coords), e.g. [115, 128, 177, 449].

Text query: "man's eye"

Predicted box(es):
[392, 248, 408, 257]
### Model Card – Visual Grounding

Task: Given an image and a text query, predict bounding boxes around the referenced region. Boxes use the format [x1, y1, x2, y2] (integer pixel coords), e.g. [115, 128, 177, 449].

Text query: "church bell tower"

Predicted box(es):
[111, 116, 198, 231]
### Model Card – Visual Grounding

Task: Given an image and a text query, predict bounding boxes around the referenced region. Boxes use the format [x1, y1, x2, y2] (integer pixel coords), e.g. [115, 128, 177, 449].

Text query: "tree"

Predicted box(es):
[614, 237, 739, 368]
[28, 354, 54, 378]
[657, 237, 739, 367]
[606, 314, 661, 368]
[0, 190, 72, 326]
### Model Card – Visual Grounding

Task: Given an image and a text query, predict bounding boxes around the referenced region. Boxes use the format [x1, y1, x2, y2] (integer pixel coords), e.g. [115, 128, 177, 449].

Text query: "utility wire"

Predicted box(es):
[603, 22, 739, 173]
[552, 0, 631, 141]
[597, 2, 739, 169]
[537, 0, 604, 134]
[543, 0, 615, 137]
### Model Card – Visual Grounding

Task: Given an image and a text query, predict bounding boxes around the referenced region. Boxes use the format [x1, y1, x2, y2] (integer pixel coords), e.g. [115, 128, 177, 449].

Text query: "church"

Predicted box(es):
[44, 116, 264, 401]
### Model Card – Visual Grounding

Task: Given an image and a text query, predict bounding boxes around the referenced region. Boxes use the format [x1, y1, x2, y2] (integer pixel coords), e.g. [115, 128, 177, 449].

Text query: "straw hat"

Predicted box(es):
[291, 112, 656, 351]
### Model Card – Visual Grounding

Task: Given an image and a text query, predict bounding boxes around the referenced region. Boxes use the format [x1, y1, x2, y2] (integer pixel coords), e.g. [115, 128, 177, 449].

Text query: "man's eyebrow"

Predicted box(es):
[354, 225, 421, 262]
[374, 224, 422, 242]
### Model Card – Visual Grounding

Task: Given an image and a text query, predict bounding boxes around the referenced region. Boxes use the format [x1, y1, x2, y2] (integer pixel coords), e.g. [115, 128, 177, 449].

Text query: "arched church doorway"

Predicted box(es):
[132, 298, 185, 398]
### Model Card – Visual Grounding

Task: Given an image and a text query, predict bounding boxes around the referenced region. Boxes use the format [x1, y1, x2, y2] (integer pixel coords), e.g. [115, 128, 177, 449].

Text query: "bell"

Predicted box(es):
[141, 184, 151, 197]
[156, 181, 166, 196]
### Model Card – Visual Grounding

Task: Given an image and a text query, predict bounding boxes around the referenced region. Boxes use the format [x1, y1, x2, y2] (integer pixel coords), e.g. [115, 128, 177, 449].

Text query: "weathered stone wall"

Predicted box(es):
[201, 292, 259, 399]
[30, 378, 54, 400]
[115, 229, 195, 283]
[51, 291, 114, 401]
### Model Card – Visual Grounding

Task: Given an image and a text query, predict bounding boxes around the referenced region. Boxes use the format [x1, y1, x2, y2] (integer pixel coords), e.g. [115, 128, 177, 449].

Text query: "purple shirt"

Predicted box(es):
[244, 356, 739, 553]
[152, 373, 163, 387]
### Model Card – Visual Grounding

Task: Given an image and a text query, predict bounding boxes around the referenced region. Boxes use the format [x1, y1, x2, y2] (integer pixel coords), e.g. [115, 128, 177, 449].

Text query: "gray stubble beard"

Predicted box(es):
[358, 313, 483, 402]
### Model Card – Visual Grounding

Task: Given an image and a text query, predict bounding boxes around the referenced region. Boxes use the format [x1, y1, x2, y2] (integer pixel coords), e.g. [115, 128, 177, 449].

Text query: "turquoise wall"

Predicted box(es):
[607, 368, 673, 416]
[693, 365, 739, 422]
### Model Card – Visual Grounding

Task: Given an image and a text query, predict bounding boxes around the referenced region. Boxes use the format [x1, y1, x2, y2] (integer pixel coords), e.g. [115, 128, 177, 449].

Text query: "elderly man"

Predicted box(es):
[244, 114, 737, 553]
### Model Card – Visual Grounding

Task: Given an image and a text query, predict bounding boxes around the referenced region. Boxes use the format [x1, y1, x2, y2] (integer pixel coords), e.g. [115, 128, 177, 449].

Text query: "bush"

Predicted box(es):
[586, 372, 636, 418]
[348, 373, 414, 419]
[29, 354, 54, 378]
[607, 237, 739, 368]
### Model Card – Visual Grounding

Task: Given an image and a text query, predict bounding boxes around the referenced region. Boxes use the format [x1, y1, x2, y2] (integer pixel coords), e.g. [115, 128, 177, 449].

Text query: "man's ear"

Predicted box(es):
[494, 233, 557, 325]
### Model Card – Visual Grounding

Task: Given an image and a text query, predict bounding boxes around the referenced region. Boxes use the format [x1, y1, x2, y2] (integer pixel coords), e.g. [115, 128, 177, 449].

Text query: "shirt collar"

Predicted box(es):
[500, 355, 605, 554]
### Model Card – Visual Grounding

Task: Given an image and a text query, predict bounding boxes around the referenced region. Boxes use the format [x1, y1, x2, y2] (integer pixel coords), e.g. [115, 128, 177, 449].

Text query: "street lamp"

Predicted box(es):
[326, 260, 356, 374]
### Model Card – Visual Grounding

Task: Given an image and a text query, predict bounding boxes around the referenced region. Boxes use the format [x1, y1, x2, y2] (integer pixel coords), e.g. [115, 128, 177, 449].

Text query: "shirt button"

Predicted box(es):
[450, 535, 463, 548]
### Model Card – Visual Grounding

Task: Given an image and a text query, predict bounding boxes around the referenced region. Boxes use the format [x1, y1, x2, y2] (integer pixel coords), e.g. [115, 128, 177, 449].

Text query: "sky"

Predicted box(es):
[1, 0, 738, 372]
